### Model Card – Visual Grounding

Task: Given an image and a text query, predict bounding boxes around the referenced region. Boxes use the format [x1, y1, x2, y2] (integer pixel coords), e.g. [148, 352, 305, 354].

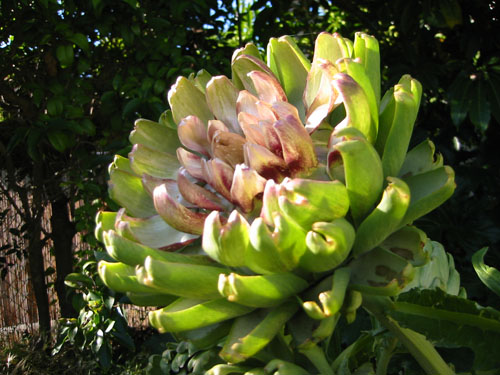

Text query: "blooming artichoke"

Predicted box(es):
[96, 31, 458, 373]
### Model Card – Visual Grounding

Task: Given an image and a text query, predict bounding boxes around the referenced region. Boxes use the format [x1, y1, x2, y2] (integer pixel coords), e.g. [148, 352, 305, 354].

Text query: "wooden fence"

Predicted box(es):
[0, 188, 150, 347]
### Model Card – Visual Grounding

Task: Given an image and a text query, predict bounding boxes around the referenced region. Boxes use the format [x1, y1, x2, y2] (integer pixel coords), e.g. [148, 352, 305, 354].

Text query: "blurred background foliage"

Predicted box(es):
[0, 0, 499, 372]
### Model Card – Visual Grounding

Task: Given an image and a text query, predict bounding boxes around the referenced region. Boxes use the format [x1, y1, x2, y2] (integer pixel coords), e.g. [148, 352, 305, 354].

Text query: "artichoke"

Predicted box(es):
[96, 31, 459, 373]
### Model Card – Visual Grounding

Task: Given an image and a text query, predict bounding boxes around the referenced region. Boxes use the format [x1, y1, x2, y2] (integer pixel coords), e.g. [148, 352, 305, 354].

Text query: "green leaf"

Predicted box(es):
[448, 72, 472, 126]
[129, 118, 181, 154]
[486, 73, 500, 123]
[68, 33, 90, 54]
[469, 81, 491, 133]
[98, 261, 156, 294]
[220, 300, 298, 363]
[129, 144, 180, 179]
[390, 288, 500, 371]
[472, 247, 500, 298]
[56, 44, 74, 68]
[47, 130, 71, 152]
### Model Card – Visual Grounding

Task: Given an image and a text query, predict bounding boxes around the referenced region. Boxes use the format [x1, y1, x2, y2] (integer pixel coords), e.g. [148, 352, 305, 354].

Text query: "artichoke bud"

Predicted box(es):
[277, 177, 350, 229]
[300, 219, 355, 272]
[203, 210, 249, 267]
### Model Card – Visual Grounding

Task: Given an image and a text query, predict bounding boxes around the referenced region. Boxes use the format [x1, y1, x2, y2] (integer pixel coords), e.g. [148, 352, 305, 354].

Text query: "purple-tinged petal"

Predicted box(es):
[271, 101, 301, 122]
[141, 174, 169, 197]
[248, 71, 287, 104]
[153, 181, 207, 235]
[205, 76, 242, 135]
[211, 130, 246, 168]
[237, 112, 266, 146]
[303, 59, 339, 133]
[236, 90, 277, 123]
[230, 164, 267, 213]
[177, 168, 226, 211]
[176, 147, 206, 181]
[178, 115, 211, 157]
[115, 209, 198, 250]
[243, 143, 288, 181]
[232, 54, 277, 93]
[202, 158, 234, 201]
[207, 120, 230, 142]
[273, 114, 318, 176]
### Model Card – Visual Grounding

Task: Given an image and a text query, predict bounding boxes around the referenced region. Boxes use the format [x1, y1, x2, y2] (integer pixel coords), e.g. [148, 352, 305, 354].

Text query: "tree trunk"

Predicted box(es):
[27, 217, 51, 338]
[50, 197, 76, 317]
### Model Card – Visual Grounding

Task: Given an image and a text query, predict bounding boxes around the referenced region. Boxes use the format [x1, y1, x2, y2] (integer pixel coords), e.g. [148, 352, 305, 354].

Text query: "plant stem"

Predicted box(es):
[375, 336, 397, 375]
[299, 343, 335, 375]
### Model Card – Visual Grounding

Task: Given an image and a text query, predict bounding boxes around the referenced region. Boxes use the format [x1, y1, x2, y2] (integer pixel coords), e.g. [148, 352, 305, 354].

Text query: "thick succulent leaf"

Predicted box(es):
[401, 166, 456, 227]
[153, 181, 208, 235]
[176, 147, 205, 181]
[353, 32, 380, 105]
[472, 247, 500, 298]
[168, 76, 213, 125]
[300, 219, 355, 272]
[353, 177, 411, 257]
[159, 109, 177, 129]
[149, 298, 254, 333]
[203, 210, 249, 267]
[336, 58, 378, 135]
[267, 36, 311, 121]
[202, 158, 235, 202]
[248, 215, 306, 271]
[191, 69, 213, 93]
[278, 177, 350, 229]
[319, 267, 351, 316]
[126, 292, 178, 307]
[333, 73, 375, 144]
[136, 256, 229, 299]
[206, 364, 251, 375]
[108, 157, 156, 218]
[380, 226, 430, 267]
[95, 211, 117, 243]
[375, 80, 420, 178]
[264, 359, 309, 375]
[129, 144, 181, 179]
[218, 272, 308, 307]
[398, 139, 443, 178]
[350, 247, 414, 296]
[390, 288, 500, 371]
[176, 320, 233, 350]
[114, 209, 197, 250]
[103, 230, 207, 267]
[98, 261, 155, 294]
[328, 127, 383, 225]
[206, 76, 241, 134]
[313, 32, 351, 64]
[220, 301, 298, 363]
[232, 43, 262, 62]
[129, 118, 181, 153]
[232, 54, 276, 93]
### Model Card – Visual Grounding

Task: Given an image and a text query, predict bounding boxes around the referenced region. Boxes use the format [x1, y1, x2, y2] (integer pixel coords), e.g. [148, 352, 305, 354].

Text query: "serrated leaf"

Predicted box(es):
[390, 288, 500, 370]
